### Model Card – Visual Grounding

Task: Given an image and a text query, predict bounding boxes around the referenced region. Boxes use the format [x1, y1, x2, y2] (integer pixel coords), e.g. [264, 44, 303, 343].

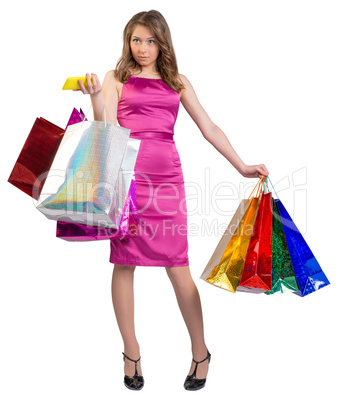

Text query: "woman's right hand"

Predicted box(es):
[73, 73, 102, 96]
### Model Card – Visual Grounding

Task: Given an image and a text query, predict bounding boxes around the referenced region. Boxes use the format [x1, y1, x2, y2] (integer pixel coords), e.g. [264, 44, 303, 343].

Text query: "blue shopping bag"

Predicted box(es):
[268, 177, 330, 297]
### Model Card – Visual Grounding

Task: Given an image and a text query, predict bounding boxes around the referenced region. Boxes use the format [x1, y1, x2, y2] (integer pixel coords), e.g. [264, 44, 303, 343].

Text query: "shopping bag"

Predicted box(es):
[36, 118, 139, 229]
[8, 117, 65, 199]
[200, 199, 251, 280]
[55, 123, 141, 240]
[8, 107, 87, 200]
[237, 183, 273, 293]
[65, 107, 87, 129]
[200, 177, 263, 293]
[265, 198, 299, 295]
[56, 107, 139, 241]
[276, 199, 330, 296]
[56, 171, 138, 241]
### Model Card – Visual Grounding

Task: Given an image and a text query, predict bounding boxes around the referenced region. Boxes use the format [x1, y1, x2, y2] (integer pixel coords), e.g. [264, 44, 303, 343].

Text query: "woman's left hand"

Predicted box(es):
[240, 164, 269, 179]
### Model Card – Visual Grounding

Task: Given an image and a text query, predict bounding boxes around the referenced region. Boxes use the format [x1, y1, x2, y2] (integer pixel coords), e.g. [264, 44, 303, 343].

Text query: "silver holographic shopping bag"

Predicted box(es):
[36, 118, 140, 229]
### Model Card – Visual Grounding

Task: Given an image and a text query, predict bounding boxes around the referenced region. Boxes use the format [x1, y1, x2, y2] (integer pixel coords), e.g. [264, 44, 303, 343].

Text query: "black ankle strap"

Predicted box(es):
[192, 349, 211, 364]
[122, 352, 141, 363]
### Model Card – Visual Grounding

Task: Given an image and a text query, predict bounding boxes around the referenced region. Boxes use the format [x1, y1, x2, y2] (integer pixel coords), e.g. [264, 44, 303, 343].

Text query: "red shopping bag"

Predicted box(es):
[8, 117, 65, 200]
[237, 179, 273, 293]
[8, 108, 87, 200]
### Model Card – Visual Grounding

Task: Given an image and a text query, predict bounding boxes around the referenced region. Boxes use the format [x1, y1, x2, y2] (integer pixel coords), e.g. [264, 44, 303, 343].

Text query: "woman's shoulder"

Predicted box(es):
[104, 69, 119, 82]
[103, 70, 122, 92]
[101, 70, 123, 103]
[178, 73, 189, 83]
[177, 73, 191, 90]
[177, 74, 192, 98]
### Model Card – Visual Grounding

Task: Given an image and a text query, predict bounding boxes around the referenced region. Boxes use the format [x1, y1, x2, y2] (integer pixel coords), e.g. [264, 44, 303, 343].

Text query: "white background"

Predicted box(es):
[1, 0, 338, 401]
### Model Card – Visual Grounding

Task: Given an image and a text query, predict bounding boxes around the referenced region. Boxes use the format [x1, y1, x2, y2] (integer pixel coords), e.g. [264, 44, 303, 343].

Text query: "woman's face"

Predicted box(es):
[130, 25, 160, 70]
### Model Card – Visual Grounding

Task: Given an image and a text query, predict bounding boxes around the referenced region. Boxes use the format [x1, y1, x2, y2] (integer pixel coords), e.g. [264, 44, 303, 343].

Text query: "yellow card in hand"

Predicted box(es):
[62, 76, 93, 90]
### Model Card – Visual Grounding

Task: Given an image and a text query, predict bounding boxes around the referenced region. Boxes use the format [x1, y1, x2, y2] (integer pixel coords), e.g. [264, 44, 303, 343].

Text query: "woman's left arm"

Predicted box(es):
[179, 74, 269, 179]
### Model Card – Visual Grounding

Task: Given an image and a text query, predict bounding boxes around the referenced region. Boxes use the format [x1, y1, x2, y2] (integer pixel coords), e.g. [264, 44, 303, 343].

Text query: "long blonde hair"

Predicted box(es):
[114, 10, 185, 94]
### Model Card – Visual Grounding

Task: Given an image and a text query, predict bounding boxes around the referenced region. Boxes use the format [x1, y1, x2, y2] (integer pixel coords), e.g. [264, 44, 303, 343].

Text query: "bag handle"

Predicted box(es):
[245, 175, 278, 203]
[267, 176, 279, 200]
[245, 176, 265, 203]
[264, 176, 268, 194]
[256, 176, 265, 203]
[80, 102, 107, 127]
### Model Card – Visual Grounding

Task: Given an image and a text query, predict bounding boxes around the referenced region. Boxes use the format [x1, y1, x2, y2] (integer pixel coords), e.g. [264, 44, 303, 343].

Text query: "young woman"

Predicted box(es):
[75, 9, 269, 391]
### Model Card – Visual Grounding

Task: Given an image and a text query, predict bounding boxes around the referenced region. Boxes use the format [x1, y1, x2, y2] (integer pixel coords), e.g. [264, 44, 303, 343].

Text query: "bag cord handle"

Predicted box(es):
[245, 176, 265, 203]
[80, 102, 107, 127]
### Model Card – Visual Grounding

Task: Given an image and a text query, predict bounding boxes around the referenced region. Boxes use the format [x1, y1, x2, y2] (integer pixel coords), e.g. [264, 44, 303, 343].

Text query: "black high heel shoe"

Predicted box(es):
[122, 352, 144, 390]
[184, 349, 211, 391]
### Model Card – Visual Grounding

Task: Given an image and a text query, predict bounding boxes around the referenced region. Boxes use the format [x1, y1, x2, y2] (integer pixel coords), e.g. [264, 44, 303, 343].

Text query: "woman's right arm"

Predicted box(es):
[77, 71, 119, 125]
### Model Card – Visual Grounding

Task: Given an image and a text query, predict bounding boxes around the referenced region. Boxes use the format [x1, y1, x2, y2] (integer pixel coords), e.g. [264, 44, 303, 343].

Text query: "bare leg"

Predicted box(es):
[111, 264, 142, 376]
[165, 265, 210, 379]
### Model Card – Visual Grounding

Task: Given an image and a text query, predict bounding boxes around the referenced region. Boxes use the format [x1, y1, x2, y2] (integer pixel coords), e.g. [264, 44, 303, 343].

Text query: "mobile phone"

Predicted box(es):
[62, 76, 93, 90]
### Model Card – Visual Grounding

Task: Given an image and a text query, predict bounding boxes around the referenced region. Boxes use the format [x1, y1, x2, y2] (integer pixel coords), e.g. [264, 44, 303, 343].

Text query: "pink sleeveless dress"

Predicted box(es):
[109, 75, 189, 267]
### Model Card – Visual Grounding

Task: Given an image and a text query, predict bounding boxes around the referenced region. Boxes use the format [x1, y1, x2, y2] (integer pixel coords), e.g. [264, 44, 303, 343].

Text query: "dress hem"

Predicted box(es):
[109, 256, 189, 268]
